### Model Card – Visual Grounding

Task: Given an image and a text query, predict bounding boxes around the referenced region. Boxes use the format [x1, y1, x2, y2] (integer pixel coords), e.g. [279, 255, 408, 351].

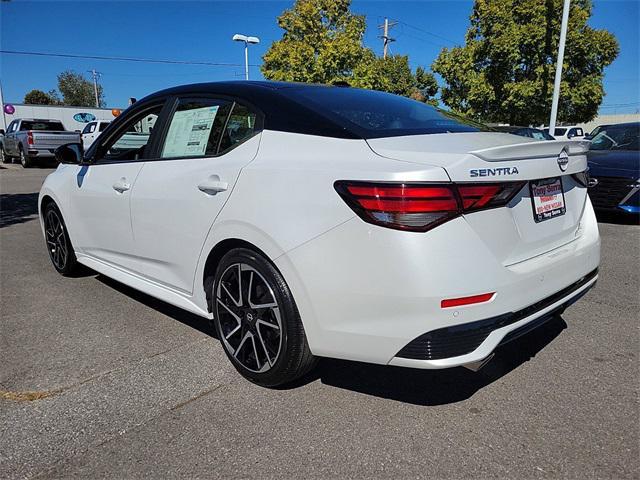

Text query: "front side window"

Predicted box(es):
[82, 122, 97, 134]
[99, 105, 163, 161]
[161, 98, 232, 158]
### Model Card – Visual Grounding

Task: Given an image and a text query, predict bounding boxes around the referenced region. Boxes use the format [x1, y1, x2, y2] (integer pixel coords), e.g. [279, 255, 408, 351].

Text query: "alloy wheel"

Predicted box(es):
[44, 209, 68, 270]
[215, 263, 283, 373]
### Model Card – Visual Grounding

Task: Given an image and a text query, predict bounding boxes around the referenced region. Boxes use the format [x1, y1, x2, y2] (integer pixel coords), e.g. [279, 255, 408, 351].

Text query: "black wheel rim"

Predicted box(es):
[215, 263, 283, 373]
[44, 209, 68, 270]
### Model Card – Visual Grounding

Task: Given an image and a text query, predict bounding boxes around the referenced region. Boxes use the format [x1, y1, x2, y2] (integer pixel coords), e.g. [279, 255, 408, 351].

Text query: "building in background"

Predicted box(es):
[576, 113, 640, 135]
[1, 104, 123, 132]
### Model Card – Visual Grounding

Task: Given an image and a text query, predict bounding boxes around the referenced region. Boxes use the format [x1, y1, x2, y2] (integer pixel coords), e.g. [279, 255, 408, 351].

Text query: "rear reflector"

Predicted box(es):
[335, 181, 525, 232]
[441, 292, 495, 309]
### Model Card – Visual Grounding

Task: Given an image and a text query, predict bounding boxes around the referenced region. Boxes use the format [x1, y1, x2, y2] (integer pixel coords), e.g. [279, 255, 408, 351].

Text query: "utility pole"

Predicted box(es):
[0, 79, 7, 131]
[88, 69, 101, 108]
[548, 0, 570, 136]
[378, 18, 397, 59]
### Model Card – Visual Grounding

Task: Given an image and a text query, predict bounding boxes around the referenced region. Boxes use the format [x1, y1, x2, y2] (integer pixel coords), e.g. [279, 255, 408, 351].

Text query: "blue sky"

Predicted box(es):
[1, 0, 638, 114]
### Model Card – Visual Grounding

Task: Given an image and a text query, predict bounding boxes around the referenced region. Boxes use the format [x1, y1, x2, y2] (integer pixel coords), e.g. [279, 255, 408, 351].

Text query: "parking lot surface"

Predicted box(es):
[1, 164, 638, 479]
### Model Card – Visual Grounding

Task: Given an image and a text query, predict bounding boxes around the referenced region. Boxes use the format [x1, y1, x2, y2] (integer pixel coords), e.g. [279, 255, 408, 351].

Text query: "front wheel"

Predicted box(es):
[212, 248, 317, 387]
[0, 146, 11, 164]
[43, 203, 78, 275]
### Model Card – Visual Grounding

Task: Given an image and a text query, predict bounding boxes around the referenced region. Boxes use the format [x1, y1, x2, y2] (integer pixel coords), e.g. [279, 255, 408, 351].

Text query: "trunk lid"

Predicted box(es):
[367, 132, 591, 265]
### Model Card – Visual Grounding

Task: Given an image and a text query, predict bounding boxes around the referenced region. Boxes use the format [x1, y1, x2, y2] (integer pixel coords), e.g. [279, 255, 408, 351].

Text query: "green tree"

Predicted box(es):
[262, 0, 438, 102]
[57, 70, 105, 107]
[432, 0, 618, 125]
[24, 89, 55, 105]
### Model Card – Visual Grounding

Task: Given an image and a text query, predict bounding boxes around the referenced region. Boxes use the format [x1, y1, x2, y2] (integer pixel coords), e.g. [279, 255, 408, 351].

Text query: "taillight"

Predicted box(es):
[334, 181, 525, 232]
[27, 131, 34, 145]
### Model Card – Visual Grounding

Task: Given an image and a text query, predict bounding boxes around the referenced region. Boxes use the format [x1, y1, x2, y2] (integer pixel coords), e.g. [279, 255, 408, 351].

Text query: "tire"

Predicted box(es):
[43, 203, 78, 275]
[212, 248, 317, 387]
[19, 146, 33, 168]
[0, 145, 11, 164]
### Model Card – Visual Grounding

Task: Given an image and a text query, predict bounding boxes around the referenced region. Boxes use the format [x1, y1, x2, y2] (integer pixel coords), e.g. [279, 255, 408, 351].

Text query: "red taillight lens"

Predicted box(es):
[441, 292, 495, 308]
[335, 181, 525, 232]
[27, 131, 34, 145]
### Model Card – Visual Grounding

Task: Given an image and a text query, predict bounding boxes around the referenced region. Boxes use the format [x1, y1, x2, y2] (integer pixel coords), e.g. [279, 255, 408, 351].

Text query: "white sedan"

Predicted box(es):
[39, 82, 600, 386]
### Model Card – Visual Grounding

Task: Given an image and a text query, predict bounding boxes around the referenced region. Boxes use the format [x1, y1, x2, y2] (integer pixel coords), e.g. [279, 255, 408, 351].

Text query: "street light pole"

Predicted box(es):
[244, 42, 249, 81]
[549, 0, 570, 136]
[232, 34, 260, 81]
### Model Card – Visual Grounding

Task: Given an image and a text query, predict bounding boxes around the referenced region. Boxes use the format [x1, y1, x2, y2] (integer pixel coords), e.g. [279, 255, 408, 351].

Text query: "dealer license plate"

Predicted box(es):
[530, 177, 566, 223]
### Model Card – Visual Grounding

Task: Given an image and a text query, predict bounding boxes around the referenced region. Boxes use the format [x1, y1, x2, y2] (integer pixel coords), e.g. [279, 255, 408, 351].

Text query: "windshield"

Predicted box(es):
[282, 86, 488, 138]
[590, 124, 640, 151]
[20, 121, 65, 131]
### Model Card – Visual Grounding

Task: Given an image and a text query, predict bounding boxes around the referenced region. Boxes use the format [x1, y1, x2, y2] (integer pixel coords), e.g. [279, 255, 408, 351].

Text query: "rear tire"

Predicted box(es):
[212, 248, 317, 387]
[43, 203, 78, 275]
[19, 147, 33, 168]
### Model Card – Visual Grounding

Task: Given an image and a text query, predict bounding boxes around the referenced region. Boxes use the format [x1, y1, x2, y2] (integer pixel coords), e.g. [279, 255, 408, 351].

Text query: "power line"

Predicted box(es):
[0, 50, 260, 67]
[395, 20, 458, 46]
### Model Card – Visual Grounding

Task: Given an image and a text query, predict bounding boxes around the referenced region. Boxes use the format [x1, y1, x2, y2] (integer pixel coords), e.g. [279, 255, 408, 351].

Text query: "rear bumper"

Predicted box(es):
[27, 149, 56, 158]
[390, 269, 597, 369]
[276, 198, 600, 369]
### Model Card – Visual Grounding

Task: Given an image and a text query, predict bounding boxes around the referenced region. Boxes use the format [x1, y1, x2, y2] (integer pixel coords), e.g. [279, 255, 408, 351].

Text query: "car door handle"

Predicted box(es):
[113, 178, 131, 193]
[197, 176, 228, 195]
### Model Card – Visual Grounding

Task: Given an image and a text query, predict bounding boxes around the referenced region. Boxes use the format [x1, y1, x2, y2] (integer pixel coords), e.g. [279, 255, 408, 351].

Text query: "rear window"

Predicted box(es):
[550, 127, 567, 136]
[20, 121, 65, 131]
[590, 124, 640, 151]
[281, 87, 487, 138]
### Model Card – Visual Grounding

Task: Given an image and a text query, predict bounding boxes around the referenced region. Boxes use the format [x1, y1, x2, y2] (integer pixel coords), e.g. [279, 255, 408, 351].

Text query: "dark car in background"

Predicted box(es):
[492, 125, 555, 140]
[587, 122, 640, 215]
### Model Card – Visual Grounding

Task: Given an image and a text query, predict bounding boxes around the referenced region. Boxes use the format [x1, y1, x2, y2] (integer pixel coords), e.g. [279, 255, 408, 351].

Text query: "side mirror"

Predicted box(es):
[55, 143, 83, 164]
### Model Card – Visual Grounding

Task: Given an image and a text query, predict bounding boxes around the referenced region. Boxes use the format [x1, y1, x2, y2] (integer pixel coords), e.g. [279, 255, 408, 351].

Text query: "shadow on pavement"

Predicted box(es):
[299, 315, 568, 406]
[96, 274, 218, 339]
[0, 192, 39, 228]
[94, 268, 566, 406]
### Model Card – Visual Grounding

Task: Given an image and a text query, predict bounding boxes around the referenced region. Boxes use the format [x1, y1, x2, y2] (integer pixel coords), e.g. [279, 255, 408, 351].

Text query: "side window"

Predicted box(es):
[99, 105, 163, 161]
[160, 98, 232, 158]
[218, 103, 258, 155]
[82, 122, 96, 134]
[8, 121, 17, 133]
[99, 122, 110, 132]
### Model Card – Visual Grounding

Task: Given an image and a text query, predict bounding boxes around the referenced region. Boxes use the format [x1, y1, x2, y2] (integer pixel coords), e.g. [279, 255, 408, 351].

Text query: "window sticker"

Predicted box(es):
[163, 106, 219, 157]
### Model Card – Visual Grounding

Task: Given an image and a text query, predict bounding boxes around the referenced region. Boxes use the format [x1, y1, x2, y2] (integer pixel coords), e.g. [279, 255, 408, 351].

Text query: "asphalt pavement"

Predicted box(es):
[1, 163, 638, 479]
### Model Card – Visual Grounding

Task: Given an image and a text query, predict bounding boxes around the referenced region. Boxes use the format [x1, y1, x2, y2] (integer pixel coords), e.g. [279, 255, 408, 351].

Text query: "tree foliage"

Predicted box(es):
[262, 0, 437, 102]
[57, 70, 105, 107]
[432, 0, 618, 125]
[24, 89, 56, 105]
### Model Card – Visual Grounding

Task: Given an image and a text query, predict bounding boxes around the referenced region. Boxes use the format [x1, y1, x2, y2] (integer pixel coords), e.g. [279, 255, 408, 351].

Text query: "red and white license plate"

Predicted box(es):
[530, 177, 566, 223]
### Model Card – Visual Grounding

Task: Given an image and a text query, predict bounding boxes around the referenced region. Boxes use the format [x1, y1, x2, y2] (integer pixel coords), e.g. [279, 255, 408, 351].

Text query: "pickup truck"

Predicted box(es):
[0, 118, 81, 168]
[81, 120, 111, 150]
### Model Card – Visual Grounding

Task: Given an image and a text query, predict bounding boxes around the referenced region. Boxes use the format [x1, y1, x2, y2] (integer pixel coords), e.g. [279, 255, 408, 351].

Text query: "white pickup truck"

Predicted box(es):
[0, 118, 81, 167]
